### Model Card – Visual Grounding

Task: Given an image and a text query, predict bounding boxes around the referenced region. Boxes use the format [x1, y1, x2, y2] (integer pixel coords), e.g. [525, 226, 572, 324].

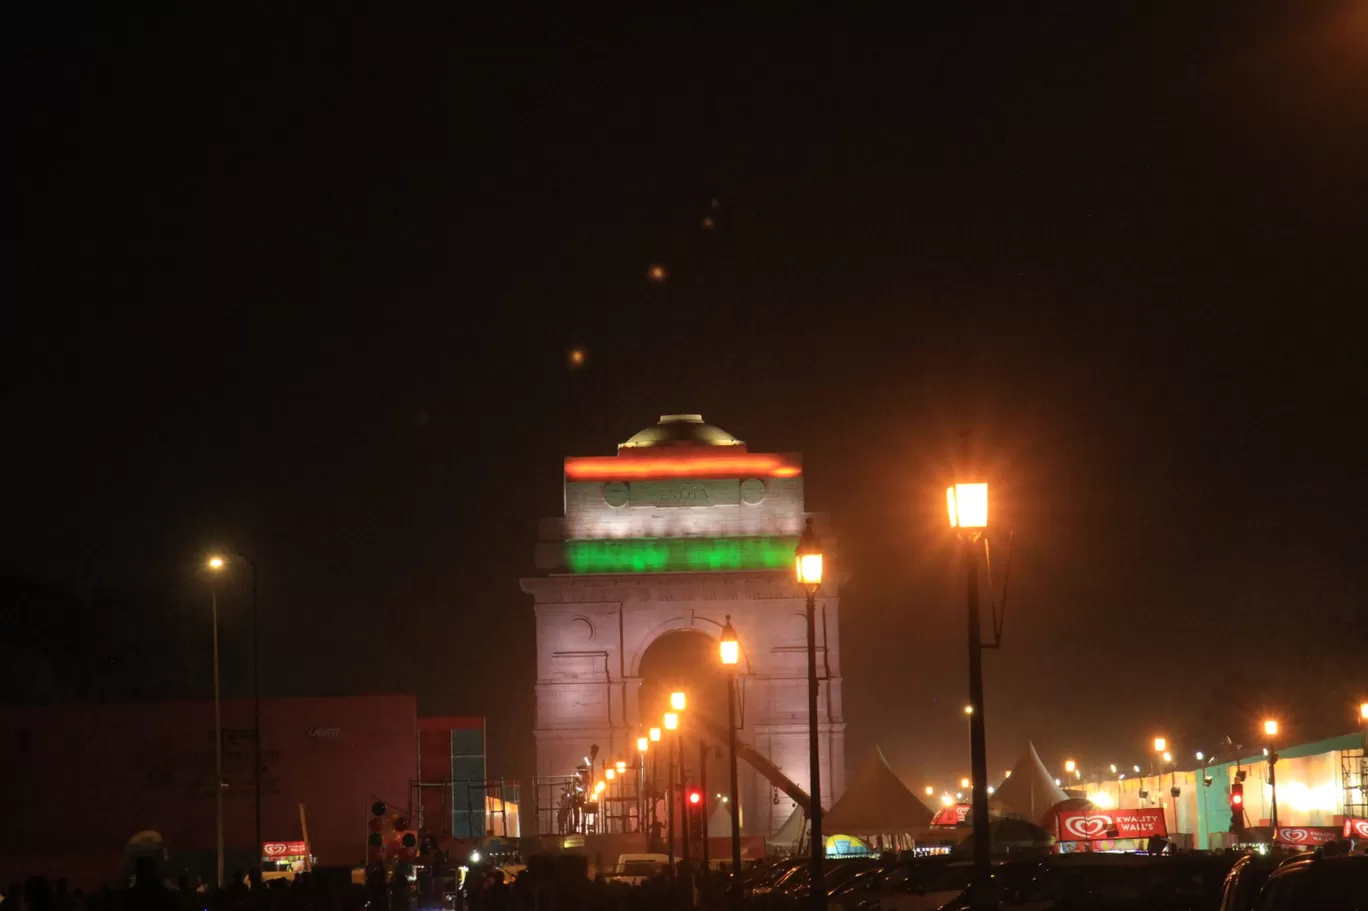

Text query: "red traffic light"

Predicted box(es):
[687, 790, 702, 806]
[1230, 782, 1244, 806]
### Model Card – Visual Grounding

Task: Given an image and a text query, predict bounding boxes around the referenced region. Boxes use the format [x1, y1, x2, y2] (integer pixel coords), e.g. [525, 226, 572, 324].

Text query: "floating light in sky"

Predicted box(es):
[701, 216, 715, 229]
[567, 347, 586, 368]
[647, 264, 667, 282]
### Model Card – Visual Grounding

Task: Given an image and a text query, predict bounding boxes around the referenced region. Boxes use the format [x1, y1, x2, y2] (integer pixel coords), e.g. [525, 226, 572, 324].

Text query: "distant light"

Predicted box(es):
[1004, 770, 1012, 778]
[1064, 760, 1076, 774]
[605, 768, 615, 781]
[1054, 778, 1062, 786]
[1360, 702, 1367, 721]
[1163, 752, 1172, 763]
[649, 727, 662, 742]
[1119, 774, 1126, 781]
[1262, 747, 1269, 756]
[616, 760, 626, 773]
[207, 556, 225, 570]
[1134, 765, 1141, 773]
[664, 712, 678, 731]
[925, 786, 934, 796]
[1195, 752, 1204, 761]
[1075, 769, 1081, 779]
[567, 348, 586, 369]
[956, 792, 963, 800]
[470, 851, 481, 863]
[1263, 719, 1279, 738]
[964, 705, 974, 715]
[647, 264, 667, 282]
[637, 737, 649, 753]
[721, 796, 728, 803]
[1153, 737, 1166, 753]
[670, 692, 687, 711]
[701, 216, 715, 229]
[1109, 764, 1117, 774]
[987, 786, 995, 795]
[960, 778, 970, 789]
[1087, 791, 1114, 808]
[941, 795, 953, 806]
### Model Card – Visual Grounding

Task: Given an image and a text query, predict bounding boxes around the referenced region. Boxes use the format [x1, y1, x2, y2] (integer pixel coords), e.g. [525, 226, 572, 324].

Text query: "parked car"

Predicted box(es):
[1252, 855, 1367, 911]
[1220, 853, 1279, 911]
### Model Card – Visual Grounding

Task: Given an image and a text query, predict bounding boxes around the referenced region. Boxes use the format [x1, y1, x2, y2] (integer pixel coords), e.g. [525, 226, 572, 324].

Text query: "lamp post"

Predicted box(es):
[637, 737, 650, 833]
[946, 482, 991, 909]
[649, 726, 663, 842]
[670, 692, 689, 878]
[794, 519, 826, 911]
[206, 557, 226, 888]
[206, 550, 262, 875]
[719, 616, 743, 892]
[1264, 719, 1279, 832]
[665, 710, 680, 874]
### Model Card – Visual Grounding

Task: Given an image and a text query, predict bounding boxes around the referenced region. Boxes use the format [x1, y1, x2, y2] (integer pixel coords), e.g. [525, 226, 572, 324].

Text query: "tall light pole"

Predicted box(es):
[671, 691, 689, 879]
[650, 726, 663, 843]
[664, 710, 680, 873]
[719, 616, 743, 893]
[637, 737, 650, 833]
[206, 557, 226, 888]
[946, 483, 990, 909]
[794, 519, 825, 911]
[207, 549, 262, 876]
[1264, 719, 1280, 833]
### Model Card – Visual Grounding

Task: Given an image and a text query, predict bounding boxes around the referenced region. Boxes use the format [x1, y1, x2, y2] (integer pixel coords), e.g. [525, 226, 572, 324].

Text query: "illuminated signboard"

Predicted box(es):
[565, 453, 800, 481]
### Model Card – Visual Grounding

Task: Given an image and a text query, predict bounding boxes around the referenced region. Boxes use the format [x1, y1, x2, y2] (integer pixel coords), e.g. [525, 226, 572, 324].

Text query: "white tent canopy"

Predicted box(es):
[767, 805, 807, 851]
[822, 747, 933, 835]
[989, 742, 1068, 824]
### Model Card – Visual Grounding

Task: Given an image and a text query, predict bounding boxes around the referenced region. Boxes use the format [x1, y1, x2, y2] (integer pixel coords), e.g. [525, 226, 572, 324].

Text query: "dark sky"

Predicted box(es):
[4, 4, 1367, 789]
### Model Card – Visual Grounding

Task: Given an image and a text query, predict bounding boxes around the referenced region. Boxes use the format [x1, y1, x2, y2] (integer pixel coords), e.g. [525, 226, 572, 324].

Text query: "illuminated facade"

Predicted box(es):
[521, 415, 845, 837]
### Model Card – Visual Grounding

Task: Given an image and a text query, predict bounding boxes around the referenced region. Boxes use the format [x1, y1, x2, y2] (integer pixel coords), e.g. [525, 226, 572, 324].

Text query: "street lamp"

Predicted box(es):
[205, 549, 262, 878]
[1360, 702, 1367, 723]
[637, 736, 650, 834]
[1264, 719, 1280, 831]
[205, 557, 226, 888]
[794, 518, 825, 911]
[960, 777, 971, 789]
[1064, 759, 1077, 774]
[1153, 737, 1166, 753]
[946, 481, 991, 908]
[719, 615, 744, 890]
[924, 786, 934, 797]
[671, 691, 687, 712]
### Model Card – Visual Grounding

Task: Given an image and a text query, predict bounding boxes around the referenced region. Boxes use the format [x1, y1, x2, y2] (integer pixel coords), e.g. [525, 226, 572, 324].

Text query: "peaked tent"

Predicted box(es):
[707, 801, 738, 838]
[989, 742, 1068, 824]
[822, 747, 934, 835]
[767, 805, 807, 851]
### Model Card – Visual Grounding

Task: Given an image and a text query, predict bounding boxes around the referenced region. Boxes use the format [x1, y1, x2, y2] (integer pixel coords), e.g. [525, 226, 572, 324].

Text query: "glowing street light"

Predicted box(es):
[594, 781, 605, 794]
[606, 768, 616, 781]
[616, 760, 627, 774]
[946, 479, 992, 900]
[925, 786, 934, 796]
[719, 614, 744, 892]
[1064, 759, 1077, 774]
[963, 705, 974, 715]
[719, 616, 740, 667]
[1195, 752, 1204, 761]
[649, 727, 662, 742]
[1264, 718, 1281, 831]
[670, 691, 687, 711]
[960, 777, 971, 789]
[1109, 764, 1117, 774]
[794, 518, 826, 911]
[1153, 737, 1167, 753]
[1263, 719, 1279, 738]
[1162, 751, 1172, 763]
[638, 737, 649, 753]
[664, 712, 678, 731]
[945, 483, 989, 530]
[1360, 702, 1367, 722]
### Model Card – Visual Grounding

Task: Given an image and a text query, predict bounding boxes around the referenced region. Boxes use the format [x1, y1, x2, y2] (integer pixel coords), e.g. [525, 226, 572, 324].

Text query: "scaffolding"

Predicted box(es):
[1342, 747, 1366, 820]
[411, 778, 520, 838]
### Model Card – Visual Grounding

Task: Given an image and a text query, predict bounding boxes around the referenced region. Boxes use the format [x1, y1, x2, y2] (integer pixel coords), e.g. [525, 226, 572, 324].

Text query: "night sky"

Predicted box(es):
[4, 5, 1367, 790]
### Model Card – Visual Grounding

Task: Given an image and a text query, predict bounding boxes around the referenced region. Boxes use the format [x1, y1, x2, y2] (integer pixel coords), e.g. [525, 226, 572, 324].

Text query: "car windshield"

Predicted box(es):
[1254, 864, 1368, 911]
[617, 860, 659, 877]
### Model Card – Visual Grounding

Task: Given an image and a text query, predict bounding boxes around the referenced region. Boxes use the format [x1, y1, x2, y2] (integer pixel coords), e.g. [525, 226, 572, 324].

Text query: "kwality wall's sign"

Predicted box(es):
[1057, 808, 1167, 841]
[1345, 818, 1368, 839]
[1274, 827, 1340, 846]
[930, 804, 971, 827]
[263, 841, 309, 857]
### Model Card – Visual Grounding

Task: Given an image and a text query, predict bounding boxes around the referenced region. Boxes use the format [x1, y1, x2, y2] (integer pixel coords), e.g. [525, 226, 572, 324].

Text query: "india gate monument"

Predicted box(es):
[521, 414, 845, 837]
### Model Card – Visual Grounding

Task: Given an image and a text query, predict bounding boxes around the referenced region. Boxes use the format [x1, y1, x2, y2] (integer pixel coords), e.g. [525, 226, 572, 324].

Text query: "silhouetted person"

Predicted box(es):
[127, 859, 175, 911]
[23, 878, 53, 911]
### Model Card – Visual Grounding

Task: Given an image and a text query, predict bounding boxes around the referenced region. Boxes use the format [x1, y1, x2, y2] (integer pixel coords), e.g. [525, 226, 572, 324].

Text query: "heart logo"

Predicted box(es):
[1279, 828, 1309, 843]
[264, 844, 288, 856]
[1064, 815, 1111, 839]
[1350, 820, 1368, 838]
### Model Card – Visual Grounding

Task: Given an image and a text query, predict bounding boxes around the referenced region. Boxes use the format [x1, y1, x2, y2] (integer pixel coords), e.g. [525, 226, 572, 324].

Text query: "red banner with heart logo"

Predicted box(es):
[1345, 818, 1368, 839]
[1056, 808, 1167, 841]
[930, 804, 970, 827]
[1274, 827, 1339, 846]
[262, 841, 309, 857]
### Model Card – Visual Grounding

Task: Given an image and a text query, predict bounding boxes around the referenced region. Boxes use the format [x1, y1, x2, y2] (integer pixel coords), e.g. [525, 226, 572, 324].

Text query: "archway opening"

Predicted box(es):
[637, 629, 734, 841]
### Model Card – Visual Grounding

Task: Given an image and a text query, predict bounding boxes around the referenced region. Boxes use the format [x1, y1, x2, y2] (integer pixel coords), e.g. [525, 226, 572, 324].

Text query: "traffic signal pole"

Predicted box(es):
[700, 740, 710, 872]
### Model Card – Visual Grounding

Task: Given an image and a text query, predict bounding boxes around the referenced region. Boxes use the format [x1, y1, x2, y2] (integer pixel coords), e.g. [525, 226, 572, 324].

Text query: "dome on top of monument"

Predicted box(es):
[618, 414, 746, 451]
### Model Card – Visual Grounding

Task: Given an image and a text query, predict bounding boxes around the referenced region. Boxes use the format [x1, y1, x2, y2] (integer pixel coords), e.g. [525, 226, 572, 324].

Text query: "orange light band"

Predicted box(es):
[565, 453, 801, 481]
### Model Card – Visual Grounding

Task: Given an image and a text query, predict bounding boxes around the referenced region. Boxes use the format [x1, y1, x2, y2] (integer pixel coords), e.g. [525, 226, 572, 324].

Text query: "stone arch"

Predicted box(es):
[625, 613, 755, 679]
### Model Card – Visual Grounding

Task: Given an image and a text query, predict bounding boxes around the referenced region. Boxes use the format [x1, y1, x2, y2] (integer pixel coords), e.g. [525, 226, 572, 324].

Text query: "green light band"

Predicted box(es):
[564, 536, 799, 574]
